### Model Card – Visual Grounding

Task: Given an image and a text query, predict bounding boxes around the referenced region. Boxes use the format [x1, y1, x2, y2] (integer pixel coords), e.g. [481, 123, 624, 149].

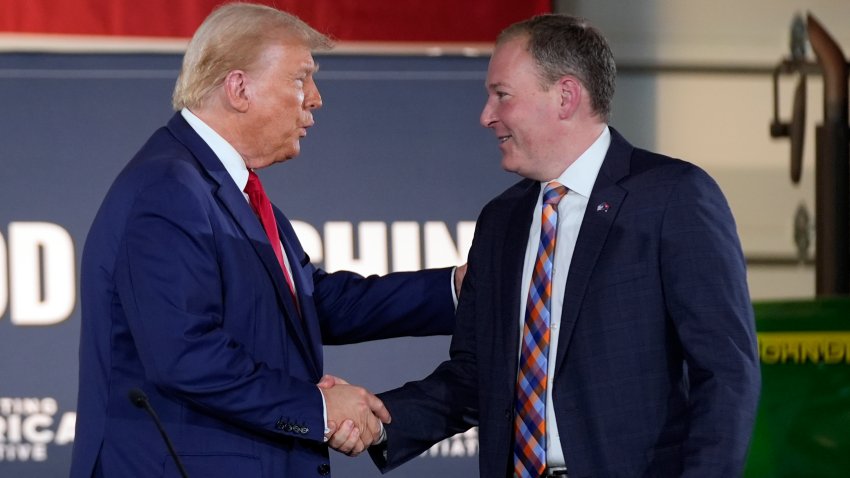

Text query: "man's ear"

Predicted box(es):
[556, 75, 582, 120]
[223, 70, 250, 113]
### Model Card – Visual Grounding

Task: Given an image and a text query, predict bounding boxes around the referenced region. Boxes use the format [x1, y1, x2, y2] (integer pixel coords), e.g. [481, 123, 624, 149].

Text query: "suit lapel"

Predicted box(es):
[499, 180, 540, 397]
[554, 128, 632, 376]
[219, 186, 319, 378]
[276, 209, 324, 373]
[165, 113, 318, 377]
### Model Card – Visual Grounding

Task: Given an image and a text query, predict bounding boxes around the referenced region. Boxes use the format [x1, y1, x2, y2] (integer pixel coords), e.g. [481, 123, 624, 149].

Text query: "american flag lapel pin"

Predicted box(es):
[596, 202, 610, 212]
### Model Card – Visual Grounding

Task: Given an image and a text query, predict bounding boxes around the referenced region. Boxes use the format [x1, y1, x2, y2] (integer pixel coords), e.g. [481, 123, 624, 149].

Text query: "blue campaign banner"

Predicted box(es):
[0, 51, 516, 477]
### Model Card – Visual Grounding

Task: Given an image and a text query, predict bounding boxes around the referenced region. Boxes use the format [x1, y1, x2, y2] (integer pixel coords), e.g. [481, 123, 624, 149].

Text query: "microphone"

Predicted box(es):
[128, 388, 189, 478]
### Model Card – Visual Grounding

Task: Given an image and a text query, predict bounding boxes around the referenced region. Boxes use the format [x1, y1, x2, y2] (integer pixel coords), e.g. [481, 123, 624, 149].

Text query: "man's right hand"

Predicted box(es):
[319, 375, 390, 456]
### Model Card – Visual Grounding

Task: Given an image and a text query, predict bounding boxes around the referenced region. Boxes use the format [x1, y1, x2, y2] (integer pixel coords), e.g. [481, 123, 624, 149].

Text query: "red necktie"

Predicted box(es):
[244, 170, 298, 308]
[514, 182, 568, 478]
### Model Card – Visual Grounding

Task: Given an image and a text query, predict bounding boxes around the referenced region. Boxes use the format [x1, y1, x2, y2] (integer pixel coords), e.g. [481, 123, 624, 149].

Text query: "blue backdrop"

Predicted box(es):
[0, 51, 521, 477]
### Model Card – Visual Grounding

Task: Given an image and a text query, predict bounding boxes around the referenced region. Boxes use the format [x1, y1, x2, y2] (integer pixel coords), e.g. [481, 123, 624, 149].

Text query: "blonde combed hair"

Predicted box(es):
[172, 2, 333, 111]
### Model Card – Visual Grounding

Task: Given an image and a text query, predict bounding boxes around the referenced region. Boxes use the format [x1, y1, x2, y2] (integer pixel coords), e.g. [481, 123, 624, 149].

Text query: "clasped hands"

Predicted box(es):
[318, 264, 466, 456]
[318, 374, 388, 457]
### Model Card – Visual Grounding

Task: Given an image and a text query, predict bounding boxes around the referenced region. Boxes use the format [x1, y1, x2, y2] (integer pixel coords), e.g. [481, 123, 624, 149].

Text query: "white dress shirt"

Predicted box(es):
[517, 126, 611, 467]
[180, 108, 299, 293]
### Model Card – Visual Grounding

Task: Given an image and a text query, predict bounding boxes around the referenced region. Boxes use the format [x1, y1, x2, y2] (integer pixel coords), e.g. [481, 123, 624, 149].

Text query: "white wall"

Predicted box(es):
[556, 0, 850, 300]
[558, 0, 850, 64]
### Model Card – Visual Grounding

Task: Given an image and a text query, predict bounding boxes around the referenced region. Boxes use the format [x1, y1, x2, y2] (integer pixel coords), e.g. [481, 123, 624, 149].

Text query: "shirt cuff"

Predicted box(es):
[450, 266, 459, 308]
[377, 421, 387, 444]
[319, 387, 329, 442]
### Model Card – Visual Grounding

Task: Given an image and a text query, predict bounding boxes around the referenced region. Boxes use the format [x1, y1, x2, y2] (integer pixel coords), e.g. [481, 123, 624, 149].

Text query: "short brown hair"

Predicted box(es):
[499, 14, 616, 122]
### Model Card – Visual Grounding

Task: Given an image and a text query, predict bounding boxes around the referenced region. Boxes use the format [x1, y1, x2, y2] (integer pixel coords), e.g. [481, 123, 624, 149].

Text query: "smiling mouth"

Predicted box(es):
[498, 135, 512, 144]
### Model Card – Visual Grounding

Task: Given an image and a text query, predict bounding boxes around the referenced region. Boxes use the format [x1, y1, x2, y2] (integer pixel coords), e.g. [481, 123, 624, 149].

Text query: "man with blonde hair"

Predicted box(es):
[71, 3, 461, 477]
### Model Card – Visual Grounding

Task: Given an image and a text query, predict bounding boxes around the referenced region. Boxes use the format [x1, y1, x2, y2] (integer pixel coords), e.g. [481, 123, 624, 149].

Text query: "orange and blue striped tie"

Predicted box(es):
[514, 182, 568, 478]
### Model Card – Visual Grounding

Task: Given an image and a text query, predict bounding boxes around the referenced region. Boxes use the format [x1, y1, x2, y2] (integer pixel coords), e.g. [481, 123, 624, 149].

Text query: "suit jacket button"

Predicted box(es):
[504, 409, 512, 419]
[317, 463, 331, 475]
[302, 426, 309, 434]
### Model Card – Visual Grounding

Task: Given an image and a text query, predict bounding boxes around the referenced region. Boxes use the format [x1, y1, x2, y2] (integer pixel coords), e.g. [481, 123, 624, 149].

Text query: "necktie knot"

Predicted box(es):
[543, 182, 568, 206]
[244, 170, 263, 197]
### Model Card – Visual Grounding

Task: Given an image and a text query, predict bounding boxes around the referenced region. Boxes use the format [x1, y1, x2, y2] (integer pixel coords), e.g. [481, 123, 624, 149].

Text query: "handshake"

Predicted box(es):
[318, 374, 388, 457]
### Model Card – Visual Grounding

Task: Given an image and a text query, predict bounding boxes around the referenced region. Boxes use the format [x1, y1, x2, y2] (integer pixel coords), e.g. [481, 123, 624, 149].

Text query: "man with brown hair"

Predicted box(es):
[340, 13, 760, 477]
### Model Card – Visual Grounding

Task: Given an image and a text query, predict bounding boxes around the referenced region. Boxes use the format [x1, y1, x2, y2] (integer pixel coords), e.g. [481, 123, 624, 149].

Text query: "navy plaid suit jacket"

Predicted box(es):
[373, 127, 760, 477]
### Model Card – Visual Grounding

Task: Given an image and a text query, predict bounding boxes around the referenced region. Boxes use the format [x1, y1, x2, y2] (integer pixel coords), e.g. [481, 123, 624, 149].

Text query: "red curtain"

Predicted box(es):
[0, 0, 551, 41]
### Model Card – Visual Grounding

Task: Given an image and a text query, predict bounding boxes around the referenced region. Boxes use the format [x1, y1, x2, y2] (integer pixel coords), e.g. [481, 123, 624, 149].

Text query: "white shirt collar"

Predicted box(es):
[542, 126, 611, 198]
[181, 108, 249, 192]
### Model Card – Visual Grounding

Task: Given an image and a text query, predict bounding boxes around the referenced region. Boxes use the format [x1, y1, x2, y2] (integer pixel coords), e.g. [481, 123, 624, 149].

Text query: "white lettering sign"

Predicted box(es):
[0, 397, 75, 462]
[6, 222, 76, 325]
[0, 220, 474, 325]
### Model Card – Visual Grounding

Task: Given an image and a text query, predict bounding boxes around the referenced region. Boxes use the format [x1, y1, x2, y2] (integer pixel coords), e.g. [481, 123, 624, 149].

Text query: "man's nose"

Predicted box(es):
[305, 83, 322, 110]
[480, 100, 496, 128]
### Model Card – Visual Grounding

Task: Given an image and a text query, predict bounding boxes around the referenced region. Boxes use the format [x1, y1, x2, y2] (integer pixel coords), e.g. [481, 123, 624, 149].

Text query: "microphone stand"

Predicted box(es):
[128, 388, 190, 478]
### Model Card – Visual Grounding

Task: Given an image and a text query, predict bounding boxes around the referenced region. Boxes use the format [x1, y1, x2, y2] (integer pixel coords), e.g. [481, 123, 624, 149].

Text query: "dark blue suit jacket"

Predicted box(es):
[373, 128, 760, 477]
[70, 113, 455, 478]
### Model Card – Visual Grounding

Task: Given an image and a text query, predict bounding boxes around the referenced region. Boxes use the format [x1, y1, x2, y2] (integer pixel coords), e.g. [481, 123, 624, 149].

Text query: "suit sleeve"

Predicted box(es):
[367, 223, 486, 472]
[661, 166, 760, 476]
[114, 179, 325, 443]
[312, 266, 456, 345]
